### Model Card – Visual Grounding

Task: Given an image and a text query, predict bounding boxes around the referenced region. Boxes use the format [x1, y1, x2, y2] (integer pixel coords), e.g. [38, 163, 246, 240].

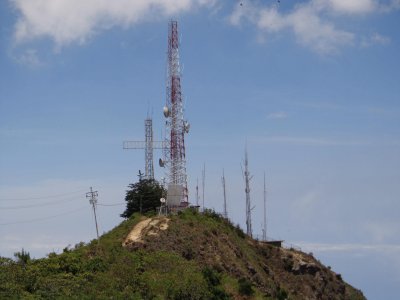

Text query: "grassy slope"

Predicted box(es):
[0, 210, 366, 300]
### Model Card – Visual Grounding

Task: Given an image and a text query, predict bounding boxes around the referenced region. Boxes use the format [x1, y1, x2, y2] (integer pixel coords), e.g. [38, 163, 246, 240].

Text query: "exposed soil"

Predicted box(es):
[123, 217, 170, 248]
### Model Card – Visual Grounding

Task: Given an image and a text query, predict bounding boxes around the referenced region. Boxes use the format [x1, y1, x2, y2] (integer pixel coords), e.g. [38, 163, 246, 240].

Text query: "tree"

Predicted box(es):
[14, 248, 30, 266]
[121, 178, 165, 218]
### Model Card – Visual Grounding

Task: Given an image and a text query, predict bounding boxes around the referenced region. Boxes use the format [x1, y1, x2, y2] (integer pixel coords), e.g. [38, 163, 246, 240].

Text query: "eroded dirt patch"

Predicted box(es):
[123, 217, 170, 248]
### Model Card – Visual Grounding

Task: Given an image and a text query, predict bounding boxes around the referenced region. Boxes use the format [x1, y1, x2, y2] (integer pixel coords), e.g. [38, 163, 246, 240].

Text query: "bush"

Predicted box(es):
[235, 224, 246, 239]
[203, 267, 221, 286]
[14, 249, 30, 266]
[203, 209, 223, 221]
[238, 278, 254, 296]
[276, 287, 288, 300]
[202, 268, 230, 300]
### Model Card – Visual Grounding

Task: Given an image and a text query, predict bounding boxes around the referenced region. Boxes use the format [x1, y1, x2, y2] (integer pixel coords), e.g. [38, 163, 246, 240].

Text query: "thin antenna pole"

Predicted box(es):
[222, 169, 227, 218]
[263, 172, 267, 241]
[202, 163, 205, 212]
[86, 187, 99, 240]
[196, 178, 199, 206]
[244, 147, 253, 237]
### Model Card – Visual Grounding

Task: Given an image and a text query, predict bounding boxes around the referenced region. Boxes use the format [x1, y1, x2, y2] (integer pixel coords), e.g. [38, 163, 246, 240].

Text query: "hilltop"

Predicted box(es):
[0, 209, 365, 299]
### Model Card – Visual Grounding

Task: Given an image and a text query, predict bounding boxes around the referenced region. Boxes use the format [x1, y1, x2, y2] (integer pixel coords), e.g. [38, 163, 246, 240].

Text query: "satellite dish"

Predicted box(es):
[163, 106, 170, 118]
[160, 198, 166, 203]
[159, 158, 165, 167]
[184, 121, 190, 133]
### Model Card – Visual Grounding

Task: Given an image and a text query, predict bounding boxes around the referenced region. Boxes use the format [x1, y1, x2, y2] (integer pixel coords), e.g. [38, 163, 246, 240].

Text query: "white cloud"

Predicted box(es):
[230, 2, 354, 54]
[293, 241, 400, 253]
[364, 221, 400, 243]
[289, 5, 354, 54]
[252, 136, 369, 146]
[11, 0, 216, 47]
[229, 0, 400, 54]
[14, 48, 42, 66]
[379, 0, 400, 12]
[361, 33, 391, 47]
[322, 0, 377, 14]
[267, 111, 288, 119]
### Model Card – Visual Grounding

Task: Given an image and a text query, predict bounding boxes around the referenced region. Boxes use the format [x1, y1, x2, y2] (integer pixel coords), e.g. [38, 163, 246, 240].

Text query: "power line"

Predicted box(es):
[0, 197, 79, 210]
[0, 189, 87, 201]
[0, 207, 87, 226]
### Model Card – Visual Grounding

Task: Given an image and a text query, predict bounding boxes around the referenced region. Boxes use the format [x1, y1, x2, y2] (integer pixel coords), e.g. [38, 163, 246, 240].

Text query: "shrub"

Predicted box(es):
[276, 286, 288, 300]
[203, 267, 221, 286]
[14, 249, 31, 266]
[238, 278, 254, 296]
[235, 224, 246, 239]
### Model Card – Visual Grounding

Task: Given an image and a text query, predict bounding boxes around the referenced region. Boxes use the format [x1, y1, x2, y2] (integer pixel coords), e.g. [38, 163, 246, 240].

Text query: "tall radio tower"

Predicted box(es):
[161, 21, 190, 206]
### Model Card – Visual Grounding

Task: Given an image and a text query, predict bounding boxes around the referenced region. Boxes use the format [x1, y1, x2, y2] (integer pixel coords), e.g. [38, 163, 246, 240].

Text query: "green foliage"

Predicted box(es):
[234, 224, 246, 239]
[121, 178, 165, 218]
[276, 286, 288, 300]
[238, 277, 254, 296]
[14, 248, 31, 266]
[202, 267, 230, 300]
[141, 251, 210, 299]
[203, 208, 223, 220]
[203, 267, 221, 286]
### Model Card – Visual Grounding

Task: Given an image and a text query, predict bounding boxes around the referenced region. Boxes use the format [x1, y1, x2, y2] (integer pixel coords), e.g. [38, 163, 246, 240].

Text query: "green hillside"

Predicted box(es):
[0, 209, 365, 299]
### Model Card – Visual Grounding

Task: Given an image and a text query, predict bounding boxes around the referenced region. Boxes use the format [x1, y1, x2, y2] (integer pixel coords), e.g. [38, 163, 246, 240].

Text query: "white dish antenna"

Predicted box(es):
[160, 198, 166, 203]
[163, 106, 170, 118]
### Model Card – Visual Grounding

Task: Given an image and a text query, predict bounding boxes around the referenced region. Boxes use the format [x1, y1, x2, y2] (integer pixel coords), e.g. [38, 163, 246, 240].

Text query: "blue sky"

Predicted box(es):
[1, 0, 399, 299]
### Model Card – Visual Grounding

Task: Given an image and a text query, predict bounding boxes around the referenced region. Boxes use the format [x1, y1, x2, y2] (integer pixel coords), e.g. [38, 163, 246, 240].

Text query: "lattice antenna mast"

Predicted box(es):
[244, 148, 253, 237]
[123, 117, 165, 180]
[263, 172, 267, 241]
[162, 20, 189, 204]
[144, 118, 154, 179]
[222, 169, 228, 218]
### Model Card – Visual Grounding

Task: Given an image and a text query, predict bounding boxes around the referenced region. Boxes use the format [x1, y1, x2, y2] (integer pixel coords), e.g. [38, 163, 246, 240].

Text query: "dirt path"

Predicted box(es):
[123, 217, 170, 247]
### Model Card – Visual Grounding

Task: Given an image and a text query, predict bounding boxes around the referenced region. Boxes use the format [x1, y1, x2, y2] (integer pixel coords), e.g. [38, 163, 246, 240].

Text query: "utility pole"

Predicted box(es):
[86, 187, 99, 240]
[243, 148, 253, 237]
[222, 169, 227, 218]
[263, 172, 267, 241]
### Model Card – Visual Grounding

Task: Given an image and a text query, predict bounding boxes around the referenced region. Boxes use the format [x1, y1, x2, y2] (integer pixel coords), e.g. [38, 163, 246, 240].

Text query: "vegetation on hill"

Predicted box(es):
[0, 209, 365, 299]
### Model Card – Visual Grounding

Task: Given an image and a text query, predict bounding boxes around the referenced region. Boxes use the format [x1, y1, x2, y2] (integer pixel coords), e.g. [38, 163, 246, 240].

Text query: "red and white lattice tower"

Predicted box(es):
[162, 21, 190, 206]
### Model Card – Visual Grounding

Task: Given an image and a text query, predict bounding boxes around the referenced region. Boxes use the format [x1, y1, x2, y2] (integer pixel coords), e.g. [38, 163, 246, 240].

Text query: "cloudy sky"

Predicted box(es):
[1, 0, 399, 299]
